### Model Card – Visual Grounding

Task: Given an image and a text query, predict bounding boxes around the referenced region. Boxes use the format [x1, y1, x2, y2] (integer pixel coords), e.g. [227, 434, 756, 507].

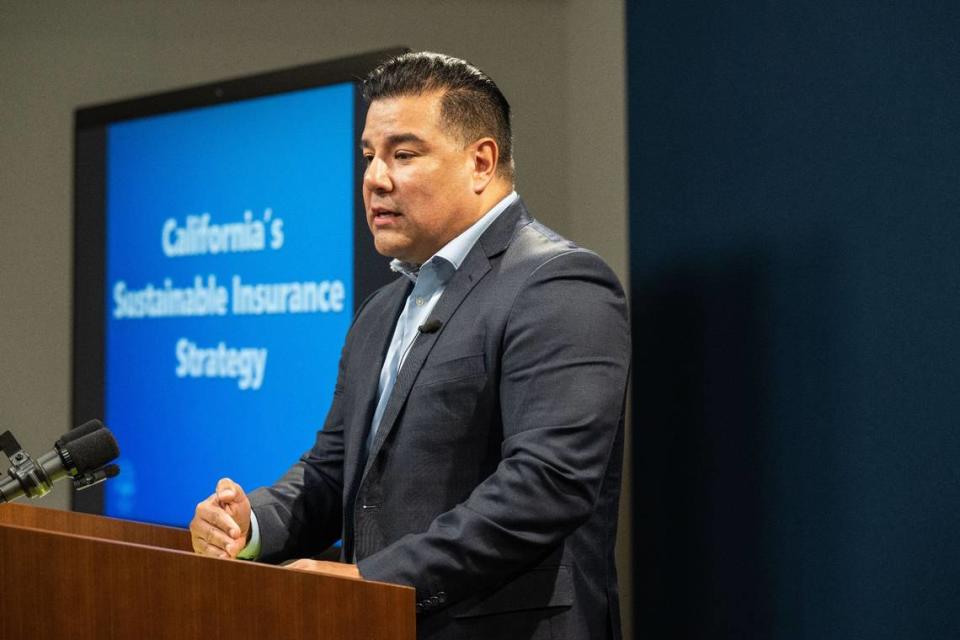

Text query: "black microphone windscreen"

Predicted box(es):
[65, 428, 120, 473]
[59, 419, 105, 445]
[419, 319, 442, 334]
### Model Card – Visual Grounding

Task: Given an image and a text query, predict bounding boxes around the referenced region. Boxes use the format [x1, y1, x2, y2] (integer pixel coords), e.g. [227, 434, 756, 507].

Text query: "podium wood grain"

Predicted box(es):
[0, 504, 414, 640]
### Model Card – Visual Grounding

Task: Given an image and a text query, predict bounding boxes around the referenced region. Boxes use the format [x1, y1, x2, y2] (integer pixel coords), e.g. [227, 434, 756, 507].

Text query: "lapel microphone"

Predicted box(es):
[418, 319, 443, 334]
[398, 319, 444, 371]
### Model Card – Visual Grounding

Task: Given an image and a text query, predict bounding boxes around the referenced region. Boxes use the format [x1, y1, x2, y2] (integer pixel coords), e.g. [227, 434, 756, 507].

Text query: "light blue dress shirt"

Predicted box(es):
[239, 191, 518, 560]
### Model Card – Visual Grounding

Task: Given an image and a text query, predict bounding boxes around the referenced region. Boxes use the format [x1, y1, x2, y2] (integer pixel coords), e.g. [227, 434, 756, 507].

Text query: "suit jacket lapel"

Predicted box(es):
[360, 199, 531, 479]
[361, 249, 490, 478]
[343, 278, 410, 491]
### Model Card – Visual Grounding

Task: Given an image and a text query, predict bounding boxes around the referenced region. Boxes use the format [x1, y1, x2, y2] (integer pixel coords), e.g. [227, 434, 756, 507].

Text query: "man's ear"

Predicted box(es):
[470, 137, 500, 193]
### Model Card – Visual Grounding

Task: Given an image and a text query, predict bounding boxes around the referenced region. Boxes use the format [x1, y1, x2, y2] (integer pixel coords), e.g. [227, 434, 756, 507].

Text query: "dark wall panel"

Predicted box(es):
[628, 3, 960, 638]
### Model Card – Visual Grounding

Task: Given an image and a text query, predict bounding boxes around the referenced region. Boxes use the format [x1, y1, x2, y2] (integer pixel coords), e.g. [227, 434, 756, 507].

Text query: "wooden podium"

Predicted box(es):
[0, 503, 414, 639]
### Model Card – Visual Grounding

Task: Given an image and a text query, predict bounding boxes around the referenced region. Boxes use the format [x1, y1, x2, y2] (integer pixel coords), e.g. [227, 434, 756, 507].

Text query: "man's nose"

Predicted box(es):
[364, 158, 392, 192]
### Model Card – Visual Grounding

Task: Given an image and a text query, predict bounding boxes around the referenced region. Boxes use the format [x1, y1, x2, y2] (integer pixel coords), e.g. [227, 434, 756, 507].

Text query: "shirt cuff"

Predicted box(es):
[236, 509, 261, 560]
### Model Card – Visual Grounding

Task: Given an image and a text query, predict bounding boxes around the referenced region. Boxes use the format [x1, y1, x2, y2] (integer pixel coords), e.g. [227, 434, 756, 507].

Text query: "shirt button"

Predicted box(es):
[415, 297, 425, 306]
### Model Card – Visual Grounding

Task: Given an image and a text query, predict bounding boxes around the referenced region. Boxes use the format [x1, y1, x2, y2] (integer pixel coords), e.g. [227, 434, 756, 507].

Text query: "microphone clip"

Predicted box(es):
[0, 430, 26, 464]
[1, 430, 53, 501]
[72, 464, 120, 491]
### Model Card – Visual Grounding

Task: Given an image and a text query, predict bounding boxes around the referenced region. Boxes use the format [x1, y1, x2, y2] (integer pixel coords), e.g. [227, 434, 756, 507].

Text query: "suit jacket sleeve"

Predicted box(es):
[245, 328, 351, 562]
[357, 249, 630, 607]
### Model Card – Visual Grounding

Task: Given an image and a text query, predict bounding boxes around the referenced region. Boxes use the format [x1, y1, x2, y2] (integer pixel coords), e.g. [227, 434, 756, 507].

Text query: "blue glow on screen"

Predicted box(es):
[104, 83, 354, 527]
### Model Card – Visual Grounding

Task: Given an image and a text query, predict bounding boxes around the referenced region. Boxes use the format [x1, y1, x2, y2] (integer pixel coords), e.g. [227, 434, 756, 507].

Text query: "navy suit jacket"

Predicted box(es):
[248, 199, 630, 640]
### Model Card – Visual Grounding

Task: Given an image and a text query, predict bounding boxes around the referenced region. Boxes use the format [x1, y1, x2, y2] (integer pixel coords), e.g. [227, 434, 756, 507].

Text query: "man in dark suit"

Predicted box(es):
[190, 51, 630, 639]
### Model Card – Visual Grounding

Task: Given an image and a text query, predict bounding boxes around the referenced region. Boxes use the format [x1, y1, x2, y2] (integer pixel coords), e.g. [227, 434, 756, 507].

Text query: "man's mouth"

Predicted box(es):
[371, 208, 401, 226]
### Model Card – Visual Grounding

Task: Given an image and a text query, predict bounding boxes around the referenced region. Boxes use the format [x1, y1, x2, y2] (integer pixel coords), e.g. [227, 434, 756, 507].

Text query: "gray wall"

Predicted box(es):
[0, 0, 629, 633]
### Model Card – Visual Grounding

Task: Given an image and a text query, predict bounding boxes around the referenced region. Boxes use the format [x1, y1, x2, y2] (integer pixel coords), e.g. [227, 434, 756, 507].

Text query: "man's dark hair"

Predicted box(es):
[363, 51, 514, 180]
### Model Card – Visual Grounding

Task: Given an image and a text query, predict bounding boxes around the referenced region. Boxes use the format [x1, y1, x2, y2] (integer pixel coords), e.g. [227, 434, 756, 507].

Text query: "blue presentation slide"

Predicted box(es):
[104, 83, 355, 526]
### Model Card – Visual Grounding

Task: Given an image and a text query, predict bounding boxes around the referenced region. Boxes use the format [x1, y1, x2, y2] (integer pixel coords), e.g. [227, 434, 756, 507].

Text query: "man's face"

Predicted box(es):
[361, 91, 479, 264]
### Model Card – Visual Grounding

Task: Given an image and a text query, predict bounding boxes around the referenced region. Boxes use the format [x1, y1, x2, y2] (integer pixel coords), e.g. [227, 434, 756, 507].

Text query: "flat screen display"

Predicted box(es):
[73, 51, 401, 527]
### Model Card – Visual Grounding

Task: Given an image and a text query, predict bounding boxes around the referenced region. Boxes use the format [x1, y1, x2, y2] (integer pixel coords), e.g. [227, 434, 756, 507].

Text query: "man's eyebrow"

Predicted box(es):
[360, 133, 427, 148]
[387, 133, 426, 146]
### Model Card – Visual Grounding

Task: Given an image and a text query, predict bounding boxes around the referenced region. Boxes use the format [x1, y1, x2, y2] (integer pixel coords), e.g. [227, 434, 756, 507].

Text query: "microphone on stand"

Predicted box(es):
[73, 463, 121, 491]
[0, 421, 120, 504]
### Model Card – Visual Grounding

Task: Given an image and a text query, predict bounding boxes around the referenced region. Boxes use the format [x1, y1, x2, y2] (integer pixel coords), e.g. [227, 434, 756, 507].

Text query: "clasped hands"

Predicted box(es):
[189, 477, 360, 579]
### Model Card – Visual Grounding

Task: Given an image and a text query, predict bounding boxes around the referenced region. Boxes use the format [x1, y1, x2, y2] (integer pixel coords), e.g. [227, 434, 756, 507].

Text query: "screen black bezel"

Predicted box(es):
[71, 48, 406, 515]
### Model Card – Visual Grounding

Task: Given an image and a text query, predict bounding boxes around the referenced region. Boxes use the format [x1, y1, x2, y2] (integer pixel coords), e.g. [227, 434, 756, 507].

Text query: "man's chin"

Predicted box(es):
[373, 237, 410, 261]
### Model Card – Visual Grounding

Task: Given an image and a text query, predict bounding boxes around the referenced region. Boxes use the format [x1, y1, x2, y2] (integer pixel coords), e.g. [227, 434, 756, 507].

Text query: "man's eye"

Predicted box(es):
[362, 154, 374, 166]
[395, 151, 415, 161]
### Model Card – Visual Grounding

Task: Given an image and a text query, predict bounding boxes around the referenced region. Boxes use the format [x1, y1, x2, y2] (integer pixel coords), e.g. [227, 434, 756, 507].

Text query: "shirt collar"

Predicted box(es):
[390, 191, 518, 282]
